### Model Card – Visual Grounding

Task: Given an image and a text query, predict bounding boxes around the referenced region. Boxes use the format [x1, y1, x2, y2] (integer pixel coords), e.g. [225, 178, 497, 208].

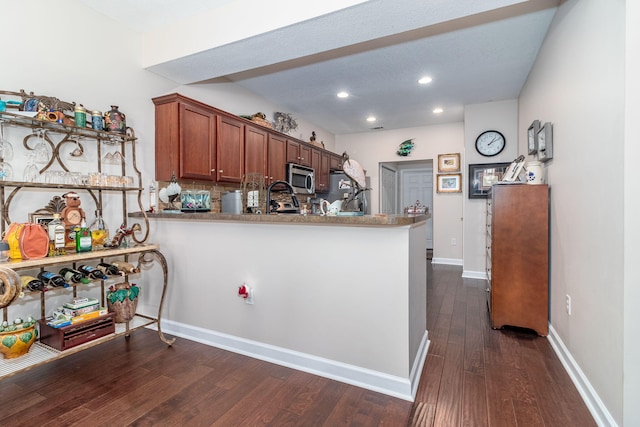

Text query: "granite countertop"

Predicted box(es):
[130, 211, 429, 227]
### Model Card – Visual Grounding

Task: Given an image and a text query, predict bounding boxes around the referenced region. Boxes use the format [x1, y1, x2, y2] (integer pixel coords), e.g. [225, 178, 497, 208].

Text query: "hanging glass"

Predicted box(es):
[0, 122, 14, 162]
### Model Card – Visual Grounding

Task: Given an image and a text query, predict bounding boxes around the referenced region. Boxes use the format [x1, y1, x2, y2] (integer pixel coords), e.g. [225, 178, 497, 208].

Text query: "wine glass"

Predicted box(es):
[0, 122, 14, 162]
[23, 154, 39, 182]
[34, 130, 50, 165]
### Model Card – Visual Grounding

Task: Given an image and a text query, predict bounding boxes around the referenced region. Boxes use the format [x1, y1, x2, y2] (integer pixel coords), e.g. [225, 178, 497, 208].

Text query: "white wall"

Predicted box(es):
[462, 100, 519, 277]
[519, 0, 626, 423]
[335, 123, 464, 262]
[624, 1, 640, 425]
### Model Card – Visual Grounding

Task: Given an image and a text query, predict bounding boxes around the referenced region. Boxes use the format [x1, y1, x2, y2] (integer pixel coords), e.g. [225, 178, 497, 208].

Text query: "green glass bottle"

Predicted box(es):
[75, 219, 92, 253]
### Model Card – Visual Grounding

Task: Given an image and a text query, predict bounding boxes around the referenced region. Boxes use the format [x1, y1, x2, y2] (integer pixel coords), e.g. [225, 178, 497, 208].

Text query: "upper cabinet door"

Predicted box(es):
[286, 140, 312, 167]
[268, 134, 287, 184]
[217, 115, 245, 183]
[245, 125, 268, 180]
[179, 103, 216, 181]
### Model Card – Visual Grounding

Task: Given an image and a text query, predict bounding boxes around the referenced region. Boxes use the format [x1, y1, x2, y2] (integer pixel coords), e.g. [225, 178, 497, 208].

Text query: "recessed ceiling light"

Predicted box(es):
[433, 108, 443, 114]
[337, 91, 349, 98]
[418, 76, 433, 85]
[366, 116, 376, 122]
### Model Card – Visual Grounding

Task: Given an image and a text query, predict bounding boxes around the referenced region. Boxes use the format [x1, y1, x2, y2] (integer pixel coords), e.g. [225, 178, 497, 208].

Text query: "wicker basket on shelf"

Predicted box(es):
[251, 116, 273, 129]
[106, 283, 139, 323]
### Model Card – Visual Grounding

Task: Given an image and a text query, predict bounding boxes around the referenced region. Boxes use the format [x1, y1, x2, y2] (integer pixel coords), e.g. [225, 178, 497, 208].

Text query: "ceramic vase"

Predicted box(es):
[0, 324, 37, 359]
[104, 105, 126, 134]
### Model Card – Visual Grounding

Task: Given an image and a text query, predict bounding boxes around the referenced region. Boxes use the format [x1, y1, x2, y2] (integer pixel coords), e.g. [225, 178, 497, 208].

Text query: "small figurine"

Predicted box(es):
[61, 192, 86, 229]
[310, 131, 316, 142]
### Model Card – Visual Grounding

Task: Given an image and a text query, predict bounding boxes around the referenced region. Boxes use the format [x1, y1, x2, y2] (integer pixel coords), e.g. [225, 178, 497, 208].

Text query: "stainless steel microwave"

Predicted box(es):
[286, 163, 315, 194]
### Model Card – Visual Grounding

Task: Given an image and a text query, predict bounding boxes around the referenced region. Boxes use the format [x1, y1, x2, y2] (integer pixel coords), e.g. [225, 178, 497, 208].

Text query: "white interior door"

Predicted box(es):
[401, 167, 433, 248]
[380, 165, 397, 214]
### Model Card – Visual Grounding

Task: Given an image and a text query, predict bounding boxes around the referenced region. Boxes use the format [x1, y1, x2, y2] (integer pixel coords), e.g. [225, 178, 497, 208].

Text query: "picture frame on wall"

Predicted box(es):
[528, 120, 540, 155]
[436, 173, 462, 193]
[29, 213, 55, 227]
[437, 153, 461, 173]
[537, 122, 553, 162]
[468, 162, 510, 199]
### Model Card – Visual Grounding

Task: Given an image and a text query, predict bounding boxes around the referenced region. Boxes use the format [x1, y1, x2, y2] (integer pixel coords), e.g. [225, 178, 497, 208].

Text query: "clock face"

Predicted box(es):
[475, 130, 505, 157]
[66, 210, 83, 226]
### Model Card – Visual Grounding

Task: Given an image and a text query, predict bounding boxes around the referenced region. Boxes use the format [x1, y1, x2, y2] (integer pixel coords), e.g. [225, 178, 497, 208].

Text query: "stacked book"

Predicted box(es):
[46, 297, 108, 328]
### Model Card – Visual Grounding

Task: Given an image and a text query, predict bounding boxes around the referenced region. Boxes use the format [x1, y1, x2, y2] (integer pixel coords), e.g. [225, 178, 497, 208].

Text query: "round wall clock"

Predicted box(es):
[475, 130, 505, 157]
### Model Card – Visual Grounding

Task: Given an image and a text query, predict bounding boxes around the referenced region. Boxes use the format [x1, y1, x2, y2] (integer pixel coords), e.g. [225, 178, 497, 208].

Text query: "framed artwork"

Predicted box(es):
[438, 153, 461, 172]
[436, 173, 462, 193]
[528, 120, 540, 155]
[29, 213, 55, 227]
[468, 162, 510, 199]
[537, 122, 553, 162]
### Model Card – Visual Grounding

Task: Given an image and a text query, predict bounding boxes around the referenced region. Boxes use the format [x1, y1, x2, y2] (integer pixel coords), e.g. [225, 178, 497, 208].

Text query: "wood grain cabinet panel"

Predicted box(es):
[487, 184, 549, 336]
[267, 134, 287, 184]
[244, 125, 268, 180]
[179, 103, 216, 181]
[216, 115, 244, 183]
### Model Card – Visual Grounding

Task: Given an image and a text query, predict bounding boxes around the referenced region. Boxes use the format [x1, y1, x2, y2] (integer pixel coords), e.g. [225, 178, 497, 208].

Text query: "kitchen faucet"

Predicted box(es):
[266, 181, 299, 214]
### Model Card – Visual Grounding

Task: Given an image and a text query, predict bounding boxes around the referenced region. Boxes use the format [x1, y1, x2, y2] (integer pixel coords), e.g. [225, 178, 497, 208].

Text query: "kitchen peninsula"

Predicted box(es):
[132, 211, 429, 400]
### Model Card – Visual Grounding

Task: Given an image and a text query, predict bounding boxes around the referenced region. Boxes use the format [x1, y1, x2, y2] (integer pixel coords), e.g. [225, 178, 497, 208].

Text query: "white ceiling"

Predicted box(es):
[80, 0, 558, 135]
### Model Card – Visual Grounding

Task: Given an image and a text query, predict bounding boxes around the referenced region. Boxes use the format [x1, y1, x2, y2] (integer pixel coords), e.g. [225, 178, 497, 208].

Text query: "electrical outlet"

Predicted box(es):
[451, 238, 457, 246]
[565, 294, 571, 315]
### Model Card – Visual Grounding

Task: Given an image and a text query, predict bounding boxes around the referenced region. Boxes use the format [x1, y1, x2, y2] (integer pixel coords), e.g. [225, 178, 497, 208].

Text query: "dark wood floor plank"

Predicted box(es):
[461, 371, 489, 427]
[484, 362, 517, 427]
[464, 284, 485, 376]
[413, 354, 444, 405]
[512, 398, 544, 426]
[433, 342, 464, 426]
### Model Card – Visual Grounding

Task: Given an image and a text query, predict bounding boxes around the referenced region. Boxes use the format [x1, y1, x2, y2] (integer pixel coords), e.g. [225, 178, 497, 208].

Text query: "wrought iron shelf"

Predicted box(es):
[0, 181, 142, 191]
[0, 111, 136, 144]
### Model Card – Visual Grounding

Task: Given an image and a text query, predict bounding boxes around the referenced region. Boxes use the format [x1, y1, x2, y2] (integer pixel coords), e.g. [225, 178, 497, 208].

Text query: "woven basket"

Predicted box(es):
[107, 283, 139, 323]
[107, 298, 138, 323]
[251, 117, 273, 129]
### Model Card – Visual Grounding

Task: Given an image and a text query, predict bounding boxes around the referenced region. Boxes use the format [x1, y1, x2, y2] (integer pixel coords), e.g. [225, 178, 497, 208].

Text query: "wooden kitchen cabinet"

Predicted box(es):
[486, 184, 549, 336]
[244, 124, 268, 180]
[154, 93, 343, 187]
[178, 102, 216, 181]
[329, 153, 343, 171]
[267, 134, 287, 184]
[311, 148, 330, 193]
[286, 140, 311, 167]
[216, 115, 244, 183]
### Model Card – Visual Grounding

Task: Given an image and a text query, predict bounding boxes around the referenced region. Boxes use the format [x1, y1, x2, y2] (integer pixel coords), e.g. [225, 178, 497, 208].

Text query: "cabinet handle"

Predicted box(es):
[486, 288, 490, 293]
[219, 169, 223, 174]
[211, 169, 216, 172]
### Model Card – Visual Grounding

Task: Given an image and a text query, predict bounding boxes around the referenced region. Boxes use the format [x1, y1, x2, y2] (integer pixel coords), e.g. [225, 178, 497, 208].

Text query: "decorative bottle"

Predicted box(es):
[47, 213, 66, 256]
[75, 219, 92, 253]
[96, 262, 119, 276]
[37, 271, 69, 288]
[77, 264, 108, 280]
[111, 261, 140, 274]
[89, 209, 109, 250]
[20, 275, 48, 292]
[59, 268, 91, 284]
[104, 105, 126, 133]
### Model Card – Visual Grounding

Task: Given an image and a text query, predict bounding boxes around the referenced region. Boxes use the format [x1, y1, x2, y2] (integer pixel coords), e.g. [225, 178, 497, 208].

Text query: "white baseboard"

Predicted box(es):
[547, 324, 618, 427]
[431, 257, 463, 266]
[462, 270, 487, 280]
[158, 319, 429, 402]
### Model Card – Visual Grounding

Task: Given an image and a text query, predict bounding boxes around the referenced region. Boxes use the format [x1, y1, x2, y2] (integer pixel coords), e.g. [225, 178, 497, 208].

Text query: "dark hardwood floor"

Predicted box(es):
[0, 262, 595, 426]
